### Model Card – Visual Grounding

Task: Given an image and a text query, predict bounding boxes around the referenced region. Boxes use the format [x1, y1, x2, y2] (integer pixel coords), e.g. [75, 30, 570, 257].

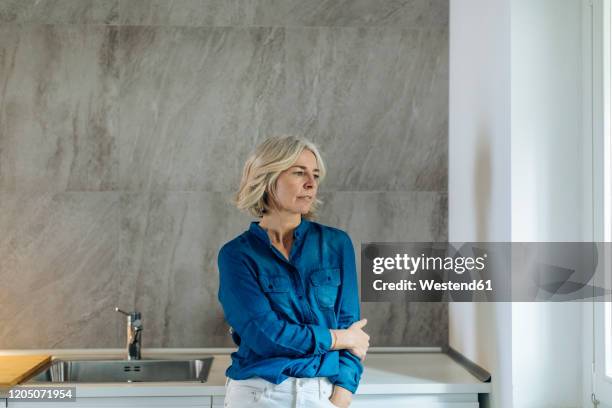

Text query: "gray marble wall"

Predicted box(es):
[0, 0, 448, 349]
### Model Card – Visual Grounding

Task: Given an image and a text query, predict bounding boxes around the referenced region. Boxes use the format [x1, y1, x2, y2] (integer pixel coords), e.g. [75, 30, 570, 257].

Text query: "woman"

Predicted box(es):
[217, 136, 370, 408]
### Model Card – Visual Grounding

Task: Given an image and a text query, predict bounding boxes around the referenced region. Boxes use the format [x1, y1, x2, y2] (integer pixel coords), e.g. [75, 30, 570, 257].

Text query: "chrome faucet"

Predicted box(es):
[114, 307, 143, 360]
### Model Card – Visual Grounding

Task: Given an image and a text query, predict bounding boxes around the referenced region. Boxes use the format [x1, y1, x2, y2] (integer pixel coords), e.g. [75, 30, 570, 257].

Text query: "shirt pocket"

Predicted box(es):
[260, 274, 291, 292]
[309, 268, 341, 309]
[258, 274, 292, 312]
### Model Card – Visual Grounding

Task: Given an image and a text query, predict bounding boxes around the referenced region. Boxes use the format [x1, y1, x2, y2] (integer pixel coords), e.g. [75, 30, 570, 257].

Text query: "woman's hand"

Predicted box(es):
[329, 385, 352, 407]
[330, 318, 370, 360]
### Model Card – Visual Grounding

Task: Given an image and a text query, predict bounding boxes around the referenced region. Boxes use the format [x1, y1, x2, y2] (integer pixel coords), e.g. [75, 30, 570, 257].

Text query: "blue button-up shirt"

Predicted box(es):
[217, 217, 363, 393]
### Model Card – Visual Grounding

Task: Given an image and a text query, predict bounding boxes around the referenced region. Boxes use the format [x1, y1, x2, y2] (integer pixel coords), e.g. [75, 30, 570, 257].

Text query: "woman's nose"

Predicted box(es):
[304, 174, 316, 187]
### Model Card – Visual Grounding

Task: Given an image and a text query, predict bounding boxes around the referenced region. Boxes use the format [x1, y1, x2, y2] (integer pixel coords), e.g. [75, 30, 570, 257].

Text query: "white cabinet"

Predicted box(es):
[7, 396, 212, 408]
[7, 393, 479, 407]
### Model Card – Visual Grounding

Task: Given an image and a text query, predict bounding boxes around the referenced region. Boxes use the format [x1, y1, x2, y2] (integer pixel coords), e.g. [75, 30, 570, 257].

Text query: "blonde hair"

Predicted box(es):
[233, 136, 327, 220]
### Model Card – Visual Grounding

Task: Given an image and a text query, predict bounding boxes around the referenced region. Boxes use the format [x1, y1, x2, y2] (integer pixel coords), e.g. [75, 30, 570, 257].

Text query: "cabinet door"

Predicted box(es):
[212, 395, 224, 408]
[7, 396, 212, 408]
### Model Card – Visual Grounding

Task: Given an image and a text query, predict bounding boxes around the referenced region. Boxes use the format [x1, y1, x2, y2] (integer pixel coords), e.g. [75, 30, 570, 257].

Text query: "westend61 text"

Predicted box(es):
[373, 279, 493, 291]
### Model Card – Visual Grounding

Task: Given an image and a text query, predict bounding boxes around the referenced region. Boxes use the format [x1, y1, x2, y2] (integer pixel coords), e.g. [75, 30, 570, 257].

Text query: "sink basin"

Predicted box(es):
[28, 357, 214, 383]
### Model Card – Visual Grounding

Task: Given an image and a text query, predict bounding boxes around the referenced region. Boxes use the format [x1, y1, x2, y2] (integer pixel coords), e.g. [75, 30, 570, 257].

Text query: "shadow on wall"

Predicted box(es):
[474, 127, 492, 243]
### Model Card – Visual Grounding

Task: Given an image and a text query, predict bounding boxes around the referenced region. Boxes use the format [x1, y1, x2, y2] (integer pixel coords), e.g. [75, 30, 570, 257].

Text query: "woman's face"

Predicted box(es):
[271, 149, 320, 215]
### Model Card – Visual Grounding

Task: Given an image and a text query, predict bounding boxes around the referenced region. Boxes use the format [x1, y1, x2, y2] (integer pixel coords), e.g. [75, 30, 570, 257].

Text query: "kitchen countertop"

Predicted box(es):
[0, 348, 491, 398]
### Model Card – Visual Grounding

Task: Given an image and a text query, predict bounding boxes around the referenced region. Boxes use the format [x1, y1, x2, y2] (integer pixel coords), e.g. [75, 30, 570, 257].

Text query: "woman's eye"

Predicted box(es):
[293, 171, 319, 179]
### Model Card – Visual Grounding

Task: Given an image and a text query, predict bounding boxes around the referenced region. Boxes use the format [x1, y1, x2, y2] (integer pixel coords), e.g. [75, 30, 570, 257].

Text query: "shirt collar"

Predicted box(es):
[249, 217, 311, 246]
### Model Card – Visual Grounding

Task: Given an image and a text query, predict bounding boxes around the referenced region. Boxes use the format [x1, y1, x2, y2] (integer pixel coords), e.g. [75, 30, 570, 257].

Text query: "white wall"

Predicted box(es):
[448, 0, 512, 407]
[449, 0, 589, 407]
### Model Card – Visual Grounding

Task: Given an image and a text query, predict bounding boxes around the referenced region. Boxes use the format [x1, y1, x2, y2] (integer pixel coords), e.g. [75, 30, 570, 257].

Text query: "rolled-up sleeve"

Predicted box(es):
[217, 244, 332, 358]
[329, 232, 364, 393]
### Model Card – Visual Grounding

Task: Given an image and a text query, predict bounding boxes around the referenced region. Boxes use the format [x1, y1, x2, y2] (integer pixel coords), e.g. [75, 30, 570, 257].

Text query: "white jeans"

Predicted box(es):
[224, 376, 337, 408]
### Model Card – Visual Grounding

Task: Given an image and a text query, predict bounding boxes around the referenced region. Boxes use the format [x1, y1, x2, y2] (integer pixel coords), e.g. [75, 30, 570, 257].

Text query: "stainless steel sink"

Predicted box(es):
[28, 357, 214, 383]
